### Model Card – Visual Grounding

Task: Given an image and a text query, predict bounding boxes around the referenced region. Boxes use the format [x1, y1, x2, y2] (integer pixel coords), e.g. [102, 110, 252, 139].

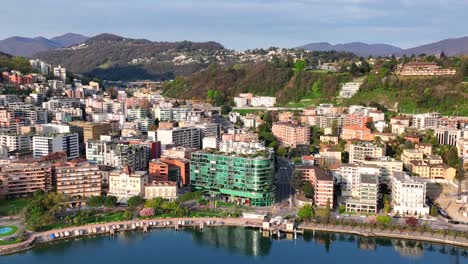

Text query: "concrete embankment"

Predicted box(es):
[0, 217, 261, 256]
[2, 218, 468, 255]
[299, 223, 468, 248]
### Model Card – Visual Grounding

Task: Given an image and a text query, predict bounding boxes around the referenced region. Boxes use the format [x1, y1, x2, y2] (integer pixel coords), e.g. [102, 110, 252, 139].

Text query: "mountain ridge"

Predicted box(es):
[0, 33, 89, 57]
[298, 36, 468, 57]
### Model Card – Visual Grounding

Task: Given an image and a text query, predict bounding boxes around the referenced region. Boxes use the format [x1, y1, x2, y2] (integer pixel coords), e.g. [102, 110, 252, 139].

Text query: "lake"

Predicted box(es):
[1, 227, 466, 264]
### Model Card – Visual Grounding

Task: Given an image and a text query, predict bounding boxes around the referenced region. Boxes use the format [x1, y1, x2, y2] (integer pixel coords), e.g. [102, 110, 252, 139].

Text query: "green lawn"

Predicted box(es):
[0, 225, 18, 237]
[232, 109, 261, 115]
[0, 198, 31, 216]
[0, 238, 22, 245]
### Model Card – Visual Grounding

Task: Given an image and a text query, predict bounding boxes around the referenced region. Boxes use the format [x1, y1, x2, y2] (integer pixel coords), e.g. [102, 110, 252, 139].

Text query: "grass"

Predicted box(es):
[0, 238, 22, 245]
[232, 109, 261, 115]
[0, 198, 31, 216]
[0, 225, 18, 237]
[216, 201, 238, 207]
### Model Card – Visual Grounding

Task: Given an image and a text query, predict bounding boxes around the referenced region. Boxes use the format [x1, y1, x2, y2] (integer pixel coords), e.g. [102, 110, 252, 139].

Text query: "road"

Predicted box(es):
[275, 157, 295, 203]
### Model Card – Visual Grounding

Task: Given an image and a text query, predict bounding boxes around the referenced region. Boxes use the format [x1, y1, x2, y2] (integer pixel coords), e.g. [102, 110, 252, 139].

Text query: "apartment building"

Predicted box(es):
[272, 122, 310, 148]
[409, 161, 456, 181]
[33, 133, 79, 160]
[391, 172, 429, 216]
[0, 161, 52, 197]
[0, 134, 31, 152]
[157, 126, 202, 149]
[54, 159, 102, 198]
[149, 159, 169, 182]
[348, 142, 385, 164]
[317, 148, 342, 168]
[401, 149, 424, 169]
[190, 149, 275, 206]
[339, 82, 361, 98]
[69, 121, 112, 144]
[341, 125, 374, 141]
[361, 157, 403, 182]
[339, 164, 380, 197]
[411, 113, 440, 130]
[108, 167, 148, 201]
[345, 173, 378, 214]
[86, 141, 149, 171]
[296, 165, 334, 207]
[344, 114, 372, 127]
[144, 181, 178, 200]
[435, 128, 463, 146]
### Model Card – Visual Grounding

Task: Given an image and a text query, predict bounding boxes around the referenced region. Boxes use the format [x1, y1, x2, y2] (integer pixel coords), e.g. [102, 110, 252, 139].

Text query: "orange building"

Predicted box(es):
[272, 122, 310, 148]
[161, 157, 190, 186]
[295, 165, 334, 207]
[341, 125, 374, 141]
[344, 114, 373, 127]
[149, 159, 169, 182]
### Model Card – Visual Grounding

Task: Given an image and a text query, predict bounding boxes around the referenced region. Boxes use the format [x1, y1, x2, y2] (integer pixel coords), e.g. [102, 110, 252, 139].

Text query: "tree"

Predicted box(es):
[145, 197, 164, 209]
[406, 217, 418, 228]
[297, 204, 314, 221]
[302, 182, 315, 199]
[104, 196, 117, 208]
[87, 196, 104, 208]
[10, 56, 32, 73]
[291, 170, 304, 191]
[376, 215, 392, 227]
[324, 199, 331, 222]
[383, 194, 391, 214]
[277, 146, 288, 157]
[221, 104, 232, 115]
[294, 59, 306, 72]
[444, 147, 459, 168]
[127, 196, 144, 208]
[139, 208, 155, 218]
[430, 206, 438, 217]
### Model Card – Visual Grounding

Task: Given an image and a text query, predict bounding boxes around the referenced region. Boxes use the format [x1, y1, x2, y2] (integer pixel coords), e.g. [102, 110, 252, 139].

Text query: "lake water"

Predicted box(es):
[1, 227, 467, 264]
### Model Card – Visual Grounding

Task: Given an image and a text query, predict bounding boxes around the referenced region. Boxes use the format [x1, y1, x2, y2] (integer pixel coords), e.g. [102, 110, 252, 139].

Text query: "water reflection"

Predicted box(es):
[187, 227, 272, 257]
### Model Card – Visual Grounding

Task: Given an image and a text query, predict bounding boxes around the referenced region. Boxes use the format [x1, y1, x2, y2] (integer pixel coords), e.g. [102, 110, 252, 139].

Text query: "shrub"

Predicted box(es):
[127, 196, 144, 208]
[104, 196, 117, 208]
[87, 196, 104, 208]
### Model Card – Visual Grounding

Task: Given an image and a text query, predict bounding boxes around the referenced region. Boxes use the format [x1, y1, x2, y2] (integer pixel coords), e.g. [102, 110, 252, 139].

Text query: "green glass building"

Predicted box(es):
[190, 150, 275, 206]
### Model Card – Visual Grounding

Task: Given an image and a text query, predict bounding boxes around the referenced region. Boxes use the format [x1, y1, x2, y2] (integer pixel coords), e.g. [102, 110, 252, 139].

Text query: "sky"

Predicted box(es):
[2, 0, 468, 50]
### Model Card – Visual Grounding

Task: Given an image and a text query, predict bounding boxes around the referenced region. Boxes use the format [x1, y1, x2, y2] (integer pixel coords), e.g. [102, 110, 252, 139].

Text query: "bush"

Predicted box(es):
[297, 204, 314, 222]
[87, 196, 104, 208]
[127, 196, 144, 208]
[376, 215, 392, 227]
[338, 205, 346, 214]
[145, 197, 163, 209]
[178, 191, 203, 203]
[123, 210, 134, 221]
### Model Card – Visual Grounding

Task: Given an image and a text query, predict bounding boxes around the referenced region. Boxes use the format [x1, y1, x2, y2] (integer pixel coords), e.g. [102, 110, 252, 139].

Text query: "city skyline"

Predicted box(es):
[3, 0, 468, 50]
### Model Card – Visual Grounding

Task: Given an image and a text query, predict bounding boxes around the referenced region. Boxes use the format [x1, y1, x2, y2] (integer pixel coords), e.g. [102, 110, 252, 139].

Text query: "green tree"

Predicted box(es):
[127, 196, 144, 208]
[10, 56, 32, 73]
[145, 197, 164, 209]
[291, 170, 304, 191]
[104, 196, 118, 207]
[294, 59, 306, 72]
[297, 204, 314, 221]
[383, 194, 390, 214]
[302, 182, 315, 199]
[221, 104, 232, 115]
[87, 196, 104, 208]
[277, 146, 288, 157]
[376, 215, 392, 227]
[123, 210, 134, 220]
[430, 206, 438, 217]
[444, 146, 459, 168]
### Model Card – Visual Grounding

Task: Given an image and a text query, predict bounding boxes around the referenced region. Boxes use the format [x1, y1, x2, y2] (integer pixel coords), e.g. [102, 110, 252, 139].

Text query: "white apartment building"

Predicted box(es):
[251, 96, 276, 107]
[339, 82, 361, 98]
[144, 181, 178, 200]
[345, 173, 379, 214]
[108, 169, 148, 201]
[411, 113, 440, 130]
[219, 140, 267, 155]
[157, 127, 202, 149]
[361, 156, 403, 183]
[339, 164, 380, 197]
[0, 134, 31, 152]
[391, 172, 429, 216]
[348, 142, 385, 164]
[53, 65, 67, 82]
[234, 96, 248, 107]
[435, 128, 464, 146]
[33, 133, 79, 160]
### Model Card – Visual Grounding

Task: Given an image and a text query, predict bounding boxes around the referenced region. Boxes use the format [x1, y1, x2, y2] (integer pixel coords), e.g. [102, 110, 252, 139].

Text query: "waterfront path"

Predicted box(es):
[0, 217, 262, 255]
[299, 222, 468, 248]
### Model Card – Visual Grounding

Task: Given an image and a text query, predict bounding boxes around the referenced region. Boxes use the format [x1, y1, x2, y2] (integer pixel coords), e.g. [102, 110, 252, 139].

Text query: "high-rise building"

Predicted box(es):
[391, 172, 429, 216]
[69, 121, 112, 144]
[86, 140, 149, 171]
[53, 65, 67, 82]
[157, 126, 202, 149]
[33, 133, 79, 160]
[190, 149, 275, 206]
[296, 165, 334, 207]
[345, 173, 378, 214]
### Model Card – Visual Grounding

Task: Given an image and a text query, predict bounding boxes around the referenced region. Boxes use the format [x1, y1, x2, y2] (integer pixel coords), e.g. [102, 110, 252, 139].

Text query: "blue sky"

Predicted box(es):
[3, 0, 467, 50]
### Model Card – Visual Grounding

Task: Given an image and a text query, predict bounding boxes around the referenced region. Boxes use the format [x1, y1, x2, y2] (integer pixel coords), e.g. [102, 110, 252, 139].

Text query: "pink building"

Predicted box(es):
[296, 165, 334, 207]
[341, 125, 374, 141]
[272, 122, 310, 148]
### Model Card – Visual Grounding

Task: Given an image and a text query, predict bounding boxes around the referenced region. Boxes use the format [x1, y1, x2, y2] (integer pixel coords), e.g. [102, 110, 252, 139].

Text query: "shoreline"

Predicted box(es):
[1, 217, 467, 255]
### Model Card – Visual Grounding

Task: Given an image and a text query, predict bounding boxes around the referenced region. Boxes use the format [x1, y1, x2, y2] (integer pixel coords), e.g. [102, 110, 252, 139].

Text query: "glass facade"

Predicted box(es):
[190, 151, 275, 206]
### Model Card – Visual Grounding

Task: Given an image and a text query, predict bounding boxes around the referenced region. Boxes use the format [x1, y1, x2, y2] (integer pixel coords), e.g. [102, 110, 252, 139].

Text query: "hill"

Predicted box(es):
[164, 60, 468, 116]
[299, 36, 468, 57]
[0, 33, 89, 57]
[50, 33, 89, 47]
[299, 42, 402, 58]
[34, 34, 226, 81]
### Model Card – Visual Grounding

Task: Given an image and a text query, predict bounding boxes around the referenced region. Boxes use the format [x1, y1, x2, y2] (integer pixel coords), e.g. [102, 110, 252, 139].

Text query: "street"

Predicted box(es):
[275, 156, 295, 203]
